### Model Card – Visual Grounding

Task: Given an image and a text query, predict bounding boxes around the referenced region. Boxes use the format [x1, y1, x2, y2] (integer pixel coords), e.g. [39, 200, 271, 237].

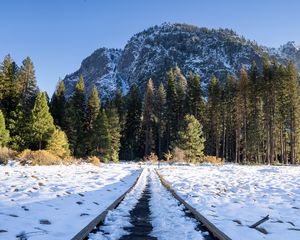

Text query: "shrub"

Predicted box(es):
[0, 147, 17, 164]
[143, 152, 158, 162]
[88, 156, 101, 166]
[18, 149, 61, 165]
[163, 151, 172, 162]
[171, 147, 186, 162]
[203, 155, 224, 164]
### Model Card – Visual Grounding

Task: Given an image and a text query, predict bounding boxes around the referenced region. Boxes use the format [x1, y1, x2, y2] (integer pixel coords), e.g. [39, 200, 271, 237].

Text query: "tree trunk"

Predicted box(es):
[280, 128, 284, 164]
[235, 131, 239, 164]
[244, 113, 247, 163]
[266, 125, 270, 165]
[284, 136, 288, 165]
[291, 114, 295, 165]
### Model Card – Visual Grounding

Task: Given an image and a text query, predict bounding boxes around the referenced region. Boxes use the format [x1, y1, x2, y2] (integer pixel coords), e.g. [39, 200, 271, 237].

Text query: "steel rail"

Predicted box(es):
[155, 169, 232, 240]
[71, 169, 144, 240]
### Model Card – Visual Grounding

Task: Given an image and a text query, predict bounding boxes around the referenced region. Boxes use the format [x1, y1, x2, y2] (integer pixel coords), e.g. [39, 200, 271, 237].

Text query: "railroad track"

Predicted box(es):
[70, 169, 144, 240]
[72, 168, 231, 240]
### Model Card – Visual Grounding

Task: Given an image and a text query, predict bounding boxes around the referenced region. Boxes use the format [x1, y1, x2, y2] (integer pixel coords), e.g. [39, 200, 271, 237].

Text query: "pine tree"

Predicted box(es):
[206, 75, 222, 157]
[66, 75, 86, 156]
[177, 114, 205, 163]
[142, 79, 155, 156]
[176, 68, 187, 127]
[247, 62, 264, 163]
[121, 85, 142, 160]
[223, 75, 237, 161]
[165, 68, 178, 149]
[86, 85, 100, 130]
[114, 89, 126, 129]
[236, 68, 250, 163]
[107, 108, 121, 162]
[276, 65, 290, 164]
[92, 110, 111, 162]
[0, 55, 19, 117]
[50, 80, 66, 129]
[186, 71, 204, 122]
[156, 82, 166, 159]
[0, 110, 10, 147]
[261, 61, 278, 164]
[84, 85, 101, 155]
[64, 101, 75, 154]
[17, 57, 38, 109]
[31, 92, 55, 149]
[47, 129, 70, 158]
[8, 103, 29, 151]
[285, 62, 300, 164]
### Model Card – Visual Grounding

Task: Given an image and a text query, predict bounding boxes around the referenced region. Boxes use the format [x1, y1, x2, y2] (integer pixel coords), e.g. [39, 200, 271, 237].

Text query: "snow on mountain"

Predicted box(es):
[279, 41, 300, 57]
[64, 48, 124, 99]
[267, 41, 300, 70]
[63, 23, 300, 99]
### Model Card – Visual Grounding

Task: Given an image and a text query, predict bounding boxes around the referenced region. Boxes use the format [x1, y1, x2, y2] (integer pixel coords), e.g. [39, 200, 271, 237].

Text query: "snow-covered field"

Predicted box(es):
[1, 163, 299, 240]
[0, 163, 141, 240]
[158, 164, 300, 240]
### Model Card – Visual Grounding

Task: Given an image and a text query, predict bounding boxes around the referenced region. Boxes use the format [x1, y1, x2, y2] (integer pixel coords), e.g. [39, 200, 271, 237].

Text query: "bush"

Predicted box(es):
[163, 151, 172, 162]
[0, 147, 17, 164]
[143, 152, 158, 162]
[18, 149, 61, 165]
[203, 155, 224, 164]
[87, 156, 101, 166]
[171, 147, 186, 162]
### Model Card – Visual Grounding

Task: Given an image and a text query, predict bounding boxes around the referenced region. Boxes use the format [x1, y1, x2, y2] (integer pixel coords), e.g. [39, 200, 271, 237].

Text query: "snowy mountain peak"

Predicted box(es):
[63, 23, 300, 99]
[64, 48, 123, 99]
[280, 41, 300, 52]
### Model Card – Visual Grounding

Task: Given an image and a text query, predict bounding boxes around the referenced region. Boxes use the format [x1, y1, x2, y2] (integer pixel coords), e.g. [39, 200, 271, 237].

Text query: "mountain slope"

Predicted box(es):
[64, 48, 123, 98]
[63, 23, 299, 99]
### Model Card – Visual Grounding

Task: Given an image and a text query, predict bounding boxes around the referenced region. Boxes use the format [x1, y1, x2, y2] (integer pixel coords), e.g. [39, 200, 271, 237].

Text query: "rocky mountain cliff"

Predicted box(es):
[63, 23, 300, 99]
[267, 41, 300, 70]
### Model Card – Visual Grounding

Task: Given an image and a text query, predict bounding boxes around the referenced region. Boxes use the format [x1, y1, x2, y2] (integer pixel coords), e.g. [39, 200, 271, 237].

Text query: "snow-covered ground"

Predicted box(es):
[158, 164, 300, 240]
[1, 163, 299, 240]
[0, 163, 141, 240]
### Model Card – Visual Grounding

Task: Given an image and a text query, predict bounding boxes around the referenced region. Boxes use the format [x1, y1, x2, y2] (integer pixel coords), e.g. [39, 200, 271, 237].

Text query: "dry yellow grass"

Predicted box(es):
[0, 147, 17, 164]
[143, 152, 158, 162]
[87, 156, 101, 166]
[18, 149, 61, 165]
[203, 155, 224, 164]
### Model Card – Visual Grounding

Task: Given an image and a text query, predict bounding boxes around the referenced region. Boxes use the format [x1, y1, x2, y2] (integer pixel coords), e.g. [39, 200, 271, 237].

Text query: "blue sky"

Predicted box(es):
[1, 0, 300, 95]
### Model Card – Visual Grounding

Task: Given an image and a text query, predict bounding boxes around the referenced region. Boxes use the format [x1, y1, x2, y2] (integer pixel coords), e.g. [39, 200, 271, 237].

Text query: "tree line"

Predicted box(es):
[214, 61, 300, 164]
[0, 55, 69, 157]
[1, 54, 299, 164]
